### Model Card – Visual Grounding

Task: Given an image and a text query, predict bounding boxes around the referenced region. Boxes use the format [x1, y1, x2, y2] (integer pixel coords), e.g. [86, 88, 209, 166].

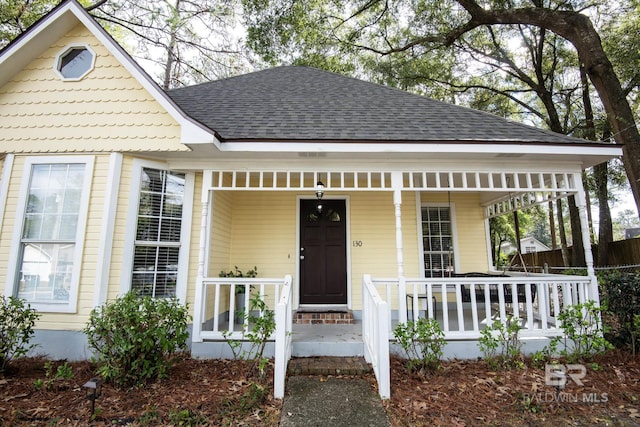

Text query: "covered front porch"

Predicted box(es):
[188, 167, 599, 399]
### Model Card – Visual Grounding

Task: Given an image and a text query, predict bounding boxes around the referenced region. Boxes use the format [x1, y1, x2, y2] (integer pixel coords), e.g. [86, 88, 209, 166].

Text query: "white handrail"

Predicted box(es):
[194, 277, 288, 341]
[362, 274, 390, 399]
[274, 275, 293, 399]
[371, 274, 595, 339]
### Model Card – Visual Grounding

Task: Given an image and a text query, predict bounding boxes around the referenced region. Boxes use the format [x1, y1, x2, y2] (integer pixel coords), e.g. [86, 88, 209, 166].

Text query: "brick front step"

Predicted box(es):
[293, 310, 355, 324]
[287, 356, 372, 376]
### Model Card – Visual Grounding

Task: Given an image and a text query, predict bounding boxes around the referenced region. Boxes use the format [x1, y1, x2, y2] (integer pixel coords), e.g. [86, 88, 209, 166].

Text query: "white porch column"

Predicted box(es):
[192, 171, 213, 343]
[574, 174, 599, 305]
[392, 172, 407, 323]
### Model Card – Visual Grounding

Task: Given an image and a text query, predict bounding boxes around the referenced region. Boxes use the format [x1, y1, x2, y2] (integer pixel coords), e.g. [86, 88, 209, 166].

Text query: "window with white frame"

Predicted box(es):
[13, 159, 92, 311]
[421, 206, 456, 277]
[131, 168, 186, 298]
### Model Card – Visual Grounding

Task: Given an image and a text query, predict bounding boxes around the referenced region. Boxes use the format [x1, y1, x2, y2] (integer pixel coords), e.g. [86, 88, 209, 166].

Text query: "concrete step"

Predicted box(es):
[287, 356, 372, 376]
[292, 340, 364, 357]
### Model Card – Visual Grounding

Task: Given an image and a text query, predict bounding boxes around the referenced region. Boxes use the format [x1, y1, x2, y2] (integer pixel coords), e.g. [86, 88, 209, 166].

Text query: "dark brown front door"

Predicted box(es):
[299, 199, 347, 304]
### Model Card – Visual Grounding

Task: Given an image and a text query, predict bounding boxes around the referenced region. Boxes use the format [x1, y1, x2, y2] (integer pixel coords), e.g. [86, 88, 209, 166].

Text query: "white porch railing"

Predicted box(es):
[370, 274, 596, 339]
[192, 276, 291, 341]
[274, 275, 293, 399]
[362, 274, 390, 400]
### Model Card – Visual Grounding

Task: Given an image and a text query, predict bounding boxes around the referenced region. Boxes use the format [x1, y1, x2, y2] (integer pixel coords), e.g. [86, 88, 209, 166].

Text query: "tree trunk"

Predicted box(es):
[595, 161, 613, 266]
[455, 1, 640, 216]
[584, 183, 594, 243]
[580, 63, 612, 267]
[568, 195, 586, 267]
[513, 211, 522, 255]
[548, 200, 557, 250]
[556, 198, 570, 267]
[162, 0, 181, 90]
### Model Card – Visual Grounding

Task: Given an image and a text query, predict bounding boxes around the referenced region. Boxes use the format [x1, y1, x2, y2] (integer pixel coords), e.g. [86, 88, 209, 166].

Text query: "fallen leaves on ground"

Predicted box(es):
[385, 350, 640, 426]
[1, 350, 639, 426]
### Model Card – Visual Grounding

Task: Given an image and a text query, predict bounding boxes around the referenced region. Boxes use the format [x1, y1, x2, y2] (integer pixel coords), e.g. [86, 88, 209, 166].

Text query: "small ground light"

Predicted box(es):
[83, 377, 103, 415]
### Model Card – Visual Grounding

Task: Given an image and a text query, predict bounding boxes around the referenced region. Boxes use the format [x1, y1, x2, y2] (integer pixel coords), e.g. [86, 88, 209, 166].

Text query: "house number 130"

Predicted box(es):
[352, 240, 363, 247]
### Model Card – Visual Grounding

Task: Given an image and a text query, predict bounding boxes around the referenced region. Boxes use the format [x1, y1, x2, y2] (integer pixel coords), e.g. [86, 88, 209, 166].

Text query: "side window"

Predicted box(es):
[421, 206, 456, 278]
[13, 159, 93, 312]
[131, 168, 186, 298]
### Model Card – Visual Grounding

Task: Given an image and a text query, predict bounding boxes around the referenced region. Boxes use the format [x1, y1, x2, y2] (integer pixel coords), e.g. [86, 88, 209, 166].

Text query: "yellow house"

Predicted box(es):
[0, 0, 622, 398]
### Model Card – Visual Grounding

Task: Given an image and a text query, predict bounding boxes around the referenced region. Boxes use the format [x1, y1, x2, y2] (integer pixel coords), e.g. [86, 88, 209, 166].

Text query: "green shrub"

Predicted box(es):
[599, 271, 640, 349]
[84, 292, 190, 387]
[478, 315, 523, 369]
[167, 408, 208, 426]
[35, 361, 74, 391]
[393, 317, 446, 374]
[632, 314, 640, 356]
[223, 294, 275, 379]
[552, 300, 612, 362]
[218, 265, 258, 278]
[530, 338, 559, 369]
[0, 296, 40, 372]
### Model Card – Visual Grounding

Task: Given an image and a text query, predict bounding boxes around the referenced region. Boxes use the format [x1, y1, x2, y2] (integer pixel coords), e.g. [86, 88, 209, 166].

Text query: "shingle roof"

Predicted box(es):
[167, 66, 587, 144]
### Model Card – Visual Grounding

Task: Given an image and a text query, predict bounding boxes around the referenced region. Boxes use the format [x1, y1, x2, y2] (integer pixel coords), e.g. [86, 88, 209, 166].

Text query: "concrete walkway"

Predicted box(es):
[279, 376, 391, 427]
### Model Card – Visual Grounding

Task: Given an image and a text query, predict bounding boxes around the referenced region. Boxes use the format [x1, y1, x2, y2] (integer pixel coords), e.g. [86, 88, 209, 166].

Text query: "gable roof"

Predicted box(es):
[0, 0, 216, 146]
[168, 66, 598, 145]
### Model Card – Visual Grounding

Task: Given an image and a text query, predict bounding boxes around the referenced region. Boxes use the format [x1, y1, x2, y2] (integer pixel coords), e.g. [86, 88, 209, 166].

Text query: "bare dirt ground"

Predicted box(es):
[1, 350, 639, 426]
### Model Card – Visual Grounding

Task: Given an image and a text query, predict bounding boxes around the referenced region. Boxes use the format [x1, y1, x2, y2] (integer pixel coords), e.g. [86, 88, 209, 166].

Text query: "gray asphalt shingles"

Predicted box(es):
[167, 66, 587, 144]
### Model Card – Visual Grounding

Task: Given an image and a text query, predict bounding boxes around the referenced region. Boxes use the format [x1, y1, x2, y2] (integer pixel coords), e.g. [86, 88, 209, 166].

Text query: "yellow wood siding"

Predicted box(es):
[201, 190, 488, 310]
[0, 25, 187, 153]
[185, 172, 203, 307]
[208, 191, 233, 278]
[228, 192, 297, 279]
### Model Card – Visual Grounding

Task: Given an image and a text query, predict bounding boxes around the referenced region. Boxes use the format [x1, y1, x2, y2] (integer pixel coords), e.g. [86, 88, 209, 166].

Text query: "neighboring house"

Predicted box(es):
[502, 236, 552, 255]
[0, 0, 622, 399]
[625, 227, 640, 239]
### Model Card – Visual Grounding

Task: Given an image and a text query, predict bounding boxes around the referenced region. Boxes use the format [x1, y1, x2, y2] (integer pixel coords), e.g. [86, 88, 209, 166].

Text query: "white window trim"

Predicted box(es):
[5, 156, 95, 313]
[53, 43, 96, 81]
[120, 159, 194, 303]
[416, 197, 461, 277]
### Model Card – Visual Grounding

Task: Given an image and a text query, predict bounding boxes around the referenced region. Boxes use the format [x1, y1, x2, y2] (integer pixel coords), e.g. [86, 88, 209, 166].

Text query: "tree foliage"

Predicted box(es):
[90, 0, 251, 89]
[1, 0, 251, 90]
[243, 0, 640, 217]
[0, 0, 58, 47]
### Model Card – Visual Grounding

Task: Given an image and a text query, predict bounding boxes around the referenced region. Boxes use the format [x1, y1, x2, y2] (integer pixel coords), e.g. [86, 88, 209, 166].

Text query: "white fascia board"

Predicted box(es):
[219, 141, 623, 157]
[168, 158, 587, 175]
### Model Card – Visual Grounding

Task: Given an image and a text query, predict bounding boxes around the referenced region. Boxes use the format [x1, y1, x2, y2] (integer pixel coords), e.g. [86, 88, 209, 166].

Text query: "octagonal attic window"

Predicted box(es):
[54, 45, 96, 81]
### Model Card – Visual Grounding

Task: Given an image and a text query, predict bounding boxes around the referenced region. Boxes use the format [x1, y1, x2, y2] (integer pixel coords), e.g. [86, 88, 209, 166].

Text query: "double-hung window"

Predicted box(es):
[421, 205, 456, 278]
[11, 157, 93, 312]
[129, 166, 190, 299]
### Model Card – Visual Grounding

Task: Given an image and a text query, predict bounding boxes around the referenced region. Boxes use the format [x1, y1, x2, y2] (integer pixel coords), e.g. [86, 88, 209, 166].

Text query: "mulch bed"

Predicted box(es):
[0, 356, 281, 426]
[1, 350, 639, 426]
[385, 350, 640, 426]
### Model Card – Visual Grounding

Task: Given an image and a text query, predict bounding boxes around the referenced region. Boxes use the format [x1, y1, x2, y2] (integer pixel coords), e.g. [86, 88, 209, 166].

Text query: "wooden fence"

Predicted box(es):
[518, 238, 640, 269]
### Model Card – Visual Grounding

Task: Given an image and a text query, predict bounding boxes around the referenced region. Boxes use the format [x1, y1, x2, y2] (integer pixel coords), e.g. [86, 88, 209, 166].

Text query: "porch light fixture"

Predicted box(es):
[83, 377, 103, 415]
[315, 180, 325, 200]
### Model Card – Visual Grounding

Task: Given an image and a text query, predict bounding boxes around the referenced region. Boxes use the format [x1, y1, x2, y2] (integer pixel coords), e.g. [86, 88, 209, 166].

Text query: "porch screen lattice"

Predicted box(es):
[132, 168, 185, 298]
[421, 206, 455, 278]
